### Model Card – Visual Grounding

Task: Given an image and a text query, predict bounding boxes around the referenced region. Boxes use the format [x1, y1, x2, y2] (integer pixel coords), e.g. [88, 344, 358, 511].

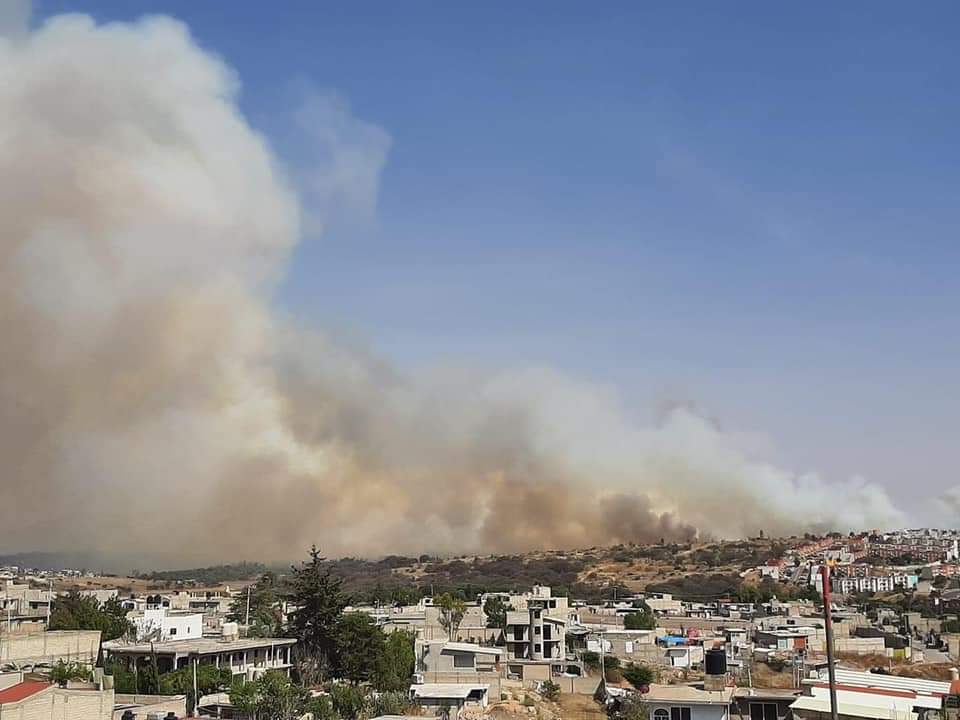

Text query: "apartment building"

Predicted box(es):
[834, 574, 918, 595]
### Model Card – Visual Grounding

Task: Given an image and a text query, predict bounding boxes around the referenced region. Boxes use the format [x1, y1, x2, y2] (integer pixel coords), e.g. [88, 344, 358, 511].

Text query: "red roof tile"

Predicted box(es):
[0, 681, 52, 704]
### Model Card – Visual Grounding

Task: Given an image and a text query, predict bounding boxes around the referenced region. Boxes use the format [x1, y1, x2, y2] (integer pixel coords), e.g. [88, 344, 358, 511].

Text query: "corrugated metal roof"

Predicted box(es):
[791, 695, 916, 720]
[824, 669, 951, 696]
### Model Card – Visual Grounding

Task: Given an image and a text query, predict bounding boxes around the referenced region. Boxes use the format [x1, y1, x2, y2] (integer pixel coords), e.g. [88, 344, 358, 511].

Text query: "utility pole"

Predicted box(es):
[244, 585, 251, 635]
[46, 578, 52, 627]
[192, 657, 199, 717]
[820, 564, 839, 720]
[599, 627, 605, 685]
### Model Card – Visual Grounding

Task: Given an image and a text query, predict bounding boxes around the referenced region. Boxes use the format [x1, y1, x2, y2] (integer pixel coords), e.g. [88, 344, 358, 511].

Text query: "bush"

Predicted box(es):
[541, 680, 560, 702]
[622, 663, 655, 689]
[329, 683, 369, 720]
[612, 697, 650, 720]
[49, 660, 92, 687]
[605, 668, 623, 684]
[523, 695, 536, 707]
[304, 695, 340, 720]
[582, 651, 601, 672]
[370, 690, 410, 717]
[623, 611, 655, 630]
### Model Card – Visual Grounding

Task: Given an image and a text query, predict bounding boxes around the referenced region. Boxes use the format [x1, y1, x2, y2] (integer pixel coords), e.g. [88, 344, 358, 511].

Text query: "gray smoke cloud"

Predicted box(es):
[0, 11, 906, 567]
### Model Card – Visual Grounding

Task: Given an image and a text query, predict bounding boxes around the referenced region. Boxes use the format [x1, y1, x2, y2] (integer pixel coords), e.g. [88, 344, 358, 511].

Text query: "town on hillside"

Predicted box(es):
[4, 529, 960, 719]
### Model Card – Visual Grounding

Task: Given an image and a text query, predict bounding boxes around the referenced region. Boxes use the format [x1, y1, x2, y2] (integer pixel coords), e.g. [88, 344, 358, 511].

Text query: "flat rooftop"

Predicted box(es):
[103, 636, 295, 655]
[640, 684, 735, 705]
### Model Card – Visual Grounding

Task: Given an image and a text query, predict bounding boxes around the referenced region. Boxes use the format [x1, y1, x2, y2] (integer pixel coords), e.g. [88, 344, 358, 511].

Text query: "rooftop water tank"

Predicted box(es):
[705, 648, 727, 676]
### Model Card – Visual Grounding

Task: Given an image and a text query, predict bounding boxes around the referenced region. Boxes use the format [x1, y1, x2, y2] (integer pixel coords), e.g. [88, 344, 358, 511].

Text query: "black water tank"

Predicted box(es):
[705, 648, 727, 676]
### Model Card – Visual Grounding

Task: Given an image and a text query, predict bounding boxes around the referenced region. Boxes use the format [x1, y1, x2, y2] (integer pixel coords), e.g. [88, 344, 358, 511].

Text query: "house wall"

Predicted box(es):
[648, 702, 728, 720]
[0, 687, 114, 720]
[112, 694, 187, 719]
[133, 609, 202, 642]
[0, 631, 100, 667]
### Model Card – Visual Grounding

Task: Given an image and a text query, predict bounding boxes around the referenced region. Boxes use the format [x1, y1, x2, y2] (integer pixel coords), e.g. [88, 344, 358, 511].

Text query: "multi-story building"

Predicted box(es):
[0, 581, 53, 630]
[834, 574, 917, 595]
[503, 604, 566, 662]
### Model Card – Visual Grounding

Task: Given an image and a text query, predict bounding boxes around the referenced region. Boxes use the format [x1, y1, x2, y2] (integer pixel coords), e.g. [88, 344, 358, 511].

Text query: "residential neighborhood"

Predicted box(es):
[4, 531, 960, 718]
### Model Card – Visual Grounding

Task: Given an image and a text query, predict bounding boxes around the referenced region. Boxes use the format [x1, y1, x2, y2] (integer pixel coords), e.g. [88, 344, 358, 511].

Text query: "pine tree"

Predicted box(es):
[286, 545, 348, 682]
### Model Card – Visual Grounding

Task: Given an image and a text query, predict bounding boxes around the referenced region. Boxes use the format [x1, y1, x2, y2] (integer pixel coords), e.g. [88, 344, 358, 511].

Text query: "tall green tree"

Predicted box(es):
[229, 572, 282, 637]
[483, 596, 510, 630]
[434, 593, 466, 640]
[231, 671, 309, 720]
[286, 545, 348, 683]
[160, 664, 232, 715]
[49, 592, 132, 641]
[336, 613, 385, 685]
[375, 629, 416, 692]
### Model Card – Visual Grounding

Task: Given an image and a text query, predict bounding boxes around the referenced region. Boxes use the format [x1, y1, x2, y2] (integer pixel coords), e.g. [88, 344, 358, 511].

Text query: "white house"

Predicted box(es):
[641, 684, 735, 720]
[409, 683, 490, 715]
[131, 607, 203, 642]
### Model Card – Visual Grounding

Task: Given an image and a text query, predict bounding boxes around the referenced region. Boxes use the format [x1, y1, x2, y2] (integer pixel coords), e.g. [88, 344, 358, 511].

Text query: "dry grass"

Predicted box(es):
[835, 652, 956, 681]
[557, 693, 606, 720]
[751, 663, 799, 689]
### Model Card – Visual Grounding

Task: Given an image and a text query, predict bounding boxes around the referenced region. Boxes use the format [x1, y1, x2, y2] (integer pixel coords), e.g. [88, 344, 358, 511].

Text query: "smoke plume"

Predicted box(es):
[0, 11, 905, 566]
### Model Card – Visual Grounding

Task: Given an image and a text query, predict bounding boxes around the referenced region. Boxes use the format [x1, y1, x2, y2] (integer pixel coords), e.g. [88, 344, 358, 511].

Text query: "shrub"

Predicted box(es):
[370, 690, 410, 717]
[329, 683, 369, 720]
[541, 680, 560, 702]
[50, 660, 92, 687]
[605, 668, 623, 684]
[582, 651, 601, 672]
[622, 663, 655, 689]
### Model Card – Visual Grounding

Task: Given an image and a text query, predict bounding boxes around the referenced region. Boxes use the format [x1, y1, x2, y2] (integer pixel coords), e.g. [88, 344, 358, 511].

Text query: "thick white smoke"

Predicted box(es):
[0, 10, 905, 566]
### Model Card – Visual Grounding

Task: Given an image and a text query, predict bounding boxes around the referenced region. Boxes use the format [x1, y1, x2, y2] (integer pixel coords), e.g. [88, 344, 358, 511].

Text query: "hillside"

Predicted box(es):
[49, 537, 803, 602]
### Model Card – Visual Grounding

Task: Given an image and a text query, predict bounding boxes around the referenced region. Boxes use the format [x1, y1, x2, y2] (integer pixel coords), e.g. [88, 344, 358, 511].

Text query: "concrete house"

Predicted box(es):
[415, 640, 502, 680]
[640, 684, 735, 720]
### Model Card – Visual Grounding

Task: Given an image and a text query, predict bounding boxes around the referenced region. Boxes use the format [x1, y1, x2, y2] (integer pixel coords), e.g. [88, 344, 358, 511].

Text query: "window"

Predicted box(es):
[751, 703, 779, 720]
[654, 710, 669, 720]
[169, 628, 177, 636]
[670, 707, 691, 720]
[535, 626, 541, 635]
[534, 644, 541, 653]
[453, 653, 474, 669]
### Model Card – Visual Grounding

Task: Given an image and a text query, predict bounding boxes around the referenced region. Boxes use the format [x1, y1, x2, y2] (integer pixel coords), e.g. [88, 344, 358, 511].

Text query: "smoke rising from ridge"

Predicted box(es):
[0, 12, 906, 565]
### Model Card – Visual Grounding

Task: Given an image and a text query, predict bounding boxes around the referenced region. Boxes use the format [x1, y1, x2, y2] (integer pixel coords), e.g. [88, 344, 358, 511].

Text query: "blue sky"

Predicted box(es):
[35, 1, 960, 515]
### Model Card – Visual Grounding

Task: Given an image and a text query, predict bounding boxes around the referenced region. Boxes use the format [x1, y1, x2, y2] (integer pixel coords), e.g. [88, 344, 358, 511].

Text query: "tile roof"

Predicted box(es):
[0, 681, 51, 704]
